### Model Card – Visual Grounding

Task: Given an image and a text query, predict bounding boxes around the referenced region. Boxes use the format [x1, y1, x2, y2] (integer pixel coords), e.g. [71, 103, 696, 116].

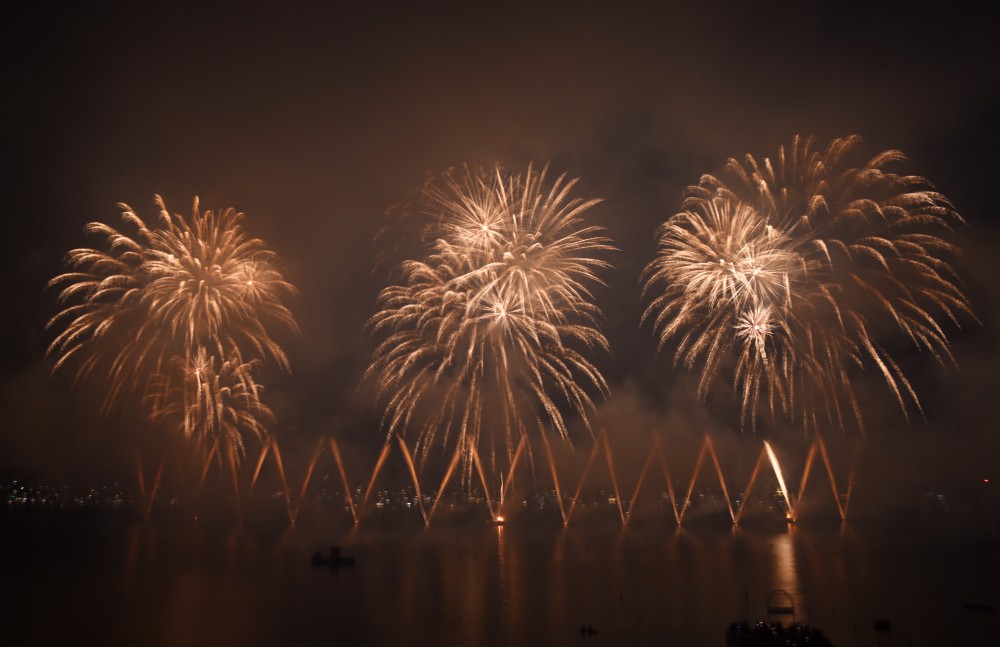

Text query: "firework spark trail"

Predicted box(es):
[367, 164, 614, 479]
[47, 196, 297, 460]
[643, 135, 973, 435]
[764, 441, 794, 521]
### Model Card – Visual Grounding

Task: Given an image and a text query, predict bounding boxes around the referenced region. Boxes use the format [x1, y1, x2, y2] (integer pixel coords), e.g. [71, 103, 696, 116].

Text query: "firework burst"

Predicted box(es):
[148, 347, 272, 460]
[367, 164, 614, 472]
[48, 196, 296, 457]
[643, 135, 973, 434]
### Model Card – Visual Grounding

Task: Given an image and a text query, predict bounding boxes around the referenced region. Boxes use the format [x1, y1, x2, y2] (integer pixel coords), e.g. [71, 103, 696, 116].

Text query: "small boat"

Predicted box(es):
[311, 545, 355, 569]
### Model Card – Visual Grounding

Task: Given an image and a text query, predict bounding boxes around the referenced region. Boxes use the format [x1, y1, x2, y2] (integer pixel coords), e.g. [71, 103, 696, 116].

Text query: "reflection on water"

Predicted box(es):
[3, 512, 998, 646]
[770, 527, 797, 593]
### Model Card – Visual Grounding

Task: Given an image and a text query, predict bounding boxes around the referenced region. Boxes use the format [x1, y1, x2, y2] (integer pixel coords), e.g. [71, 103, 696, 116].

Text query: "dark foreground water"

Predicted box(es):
[3, 507, 998, 646]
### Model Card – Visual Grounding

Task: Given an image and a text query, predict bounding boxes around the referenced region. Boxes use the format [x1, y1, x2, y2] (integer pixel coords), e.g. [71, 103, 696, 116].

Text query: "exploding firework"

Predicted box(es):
[148, 347, 272, 460]
[48, 196, 296, 456]
[367, 164, 614, 473]
[643, 135, 973, 434]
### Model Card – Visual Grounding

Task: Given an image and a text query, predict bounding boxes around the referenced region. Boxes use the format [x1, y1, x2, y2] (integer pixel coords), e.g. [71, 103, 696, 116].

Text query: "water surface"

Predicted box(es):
[3, 508, 997, 646]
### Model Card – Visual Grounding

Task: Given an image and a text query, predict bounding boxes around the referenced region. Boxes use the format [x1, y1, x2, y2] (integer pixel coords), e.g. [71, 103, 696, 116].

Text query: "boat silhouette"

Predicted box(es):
[311, 545, 355, 569]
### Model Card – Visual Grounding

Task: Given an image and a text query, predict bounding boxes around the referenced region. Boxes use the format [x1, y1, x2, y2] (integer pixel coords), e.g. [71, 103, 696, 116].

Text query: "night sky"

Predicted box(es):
[2, 1, 998, 496]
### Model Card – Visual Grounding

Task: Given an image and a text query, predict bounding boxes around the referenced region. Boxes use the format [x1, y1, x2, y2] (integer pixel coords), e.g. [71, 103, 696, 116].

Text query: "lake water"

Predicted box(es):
[3, 506, 998, 646]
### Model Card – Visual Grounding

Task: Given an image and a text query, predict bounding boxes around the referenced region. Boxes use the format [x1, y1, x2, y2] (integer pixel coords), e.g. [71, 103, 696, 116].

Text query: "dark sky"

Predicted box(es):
[2, 1, 997, 491]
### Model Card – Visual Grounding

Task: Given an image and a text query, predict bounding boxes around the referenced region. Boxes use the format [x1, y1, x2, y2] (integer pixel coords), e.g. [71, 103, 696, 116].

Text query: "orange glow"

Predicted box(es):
[131, 431, 859, 528]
